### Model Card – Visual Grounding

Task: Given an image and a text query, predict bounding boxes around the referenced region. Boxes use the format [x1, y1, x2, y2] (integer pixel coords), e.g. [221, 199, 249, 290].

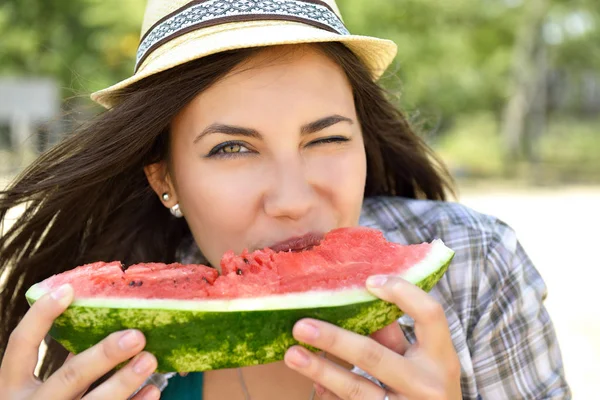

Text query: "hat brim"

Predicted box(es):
[91, 20, 398, 109]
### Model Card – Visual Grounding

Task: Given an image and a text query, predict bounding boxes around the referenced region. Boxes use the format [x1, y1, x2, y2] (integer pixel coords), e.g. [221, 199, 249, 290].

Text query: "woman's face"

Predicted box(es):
[150, 45, 367, 268]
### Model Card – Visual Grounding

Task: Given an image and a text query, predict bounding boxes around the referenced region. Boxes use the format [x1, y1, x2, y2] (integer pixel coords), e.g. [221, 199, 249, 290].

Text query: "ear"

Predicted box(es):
[144, 162, 178, 207]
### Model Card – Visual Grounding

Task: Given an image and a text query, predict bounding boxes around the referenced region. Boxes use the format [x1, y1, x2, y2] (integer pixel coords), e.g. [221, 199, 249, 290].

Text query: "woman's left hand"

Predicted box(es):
[284, 275, 462, 400]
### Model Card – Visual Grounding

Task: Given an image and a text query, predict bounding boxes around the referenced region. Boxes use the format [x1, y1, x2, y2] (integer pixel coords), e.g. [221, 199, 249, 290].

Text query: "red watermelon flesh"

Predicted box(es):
[39, 227, 430, 300]
[215, 227, 430, 296]
[42, 261, 219, 299]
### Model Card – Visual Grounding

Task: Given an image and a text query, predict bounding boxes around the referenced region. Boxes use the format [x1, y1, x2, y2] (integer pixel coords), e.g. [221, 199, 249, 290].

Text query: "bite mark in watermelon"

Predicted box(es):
[25, 227, 454, 372]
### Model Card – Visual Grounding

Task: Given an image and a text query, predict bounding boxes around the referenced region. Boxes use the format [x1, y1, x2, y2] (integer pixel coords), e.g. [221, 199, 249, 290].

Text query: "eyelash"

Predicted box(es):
[310, 136, 350, 146]
[206, 136, 350, 158]
[206, 141, 251, 158]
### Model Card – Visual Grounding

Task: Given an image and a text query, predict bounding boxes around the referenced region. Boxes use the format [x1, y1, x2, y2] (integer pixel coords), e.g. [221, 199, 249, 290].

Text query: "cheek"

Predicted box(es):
[313, 151, 365, 188]
[181, 172, 259, 226]
[172, 155, 265, 262]
[307, 142, 367, 221]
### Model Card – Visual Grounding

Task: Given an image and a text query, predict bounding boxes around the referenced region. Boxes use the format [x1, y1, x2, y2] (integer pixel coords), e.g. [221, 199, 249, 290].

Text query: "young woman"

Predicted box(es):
[0, 1, 570, 399]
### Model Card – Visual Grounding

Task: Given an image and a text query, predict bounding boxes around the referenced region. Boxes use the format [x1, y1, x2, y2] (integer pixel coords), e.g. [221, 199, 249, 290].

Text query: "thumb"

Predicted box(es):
[370, 321, 410, 355]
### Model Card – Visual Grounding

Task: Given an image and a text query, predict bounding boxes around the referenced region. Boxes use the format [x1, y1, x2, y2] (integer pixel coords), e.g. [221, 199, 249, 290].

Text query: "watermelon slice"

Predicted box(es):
[25, 227, 454, 372]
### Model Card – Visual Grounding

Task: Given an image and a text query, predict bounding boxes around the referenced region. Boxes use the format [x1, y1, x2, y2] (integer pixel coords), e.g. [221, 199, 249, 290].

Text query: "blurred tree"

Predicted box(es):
[500, 0, 550, 164]
[0, 0, 597, 142]
[0, 0, 145, 107]
[338, 0, 599, 161]
[338, 0, 521, 129]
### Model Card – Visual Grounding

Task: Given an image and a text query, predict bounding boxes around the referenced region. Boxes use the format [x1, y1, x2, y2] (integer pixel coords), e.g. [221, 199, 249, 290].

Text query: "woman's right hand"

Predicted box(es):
[0, 284, 160, 400]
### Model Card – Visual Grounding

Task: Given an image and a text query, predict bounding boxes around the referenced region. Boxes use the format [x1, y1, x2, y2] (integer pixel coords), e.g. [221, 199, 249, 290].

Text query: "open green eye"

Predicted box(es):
[206, 141, 251, 158]
[222, 143, 242, 153]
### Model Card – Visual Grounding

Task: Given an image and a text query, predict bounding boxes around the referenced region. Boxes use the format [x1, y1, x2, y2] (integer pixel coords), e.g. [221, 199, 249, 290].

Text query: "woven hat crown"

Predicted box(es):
[134, 0, 351, 73]
[141, 0, 345, 37]
[91, 0, 397, 108]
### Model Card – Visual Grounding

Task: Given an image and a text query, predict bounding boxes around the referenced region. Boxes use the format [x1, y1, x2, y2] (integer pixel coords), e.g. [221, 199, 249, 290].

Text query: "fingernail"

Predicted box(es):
[132, 353, 155, 375]
[366, 275, 388, 288]
[314, 383, 326, 396]
[295, 321, 319, 340]
[142, 386, 160, 400]
[118, 330, 143, 350]
[50, 284, 73, 305]
[288, 347, 311, 368]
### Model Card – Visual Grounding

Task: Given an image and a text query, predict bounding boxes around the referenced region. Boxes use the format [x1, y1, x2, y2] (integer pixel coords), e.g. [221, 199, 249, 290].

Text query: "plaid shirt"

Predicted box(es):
[357, 196, 570, 399]
[148, 196, 571, 399]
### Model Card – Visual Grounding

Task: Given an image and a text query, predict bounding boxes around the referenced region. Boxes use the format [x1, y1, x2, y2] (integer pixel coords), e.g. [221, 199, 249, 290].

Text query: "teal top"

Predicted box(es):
[161, 372, 204, 399]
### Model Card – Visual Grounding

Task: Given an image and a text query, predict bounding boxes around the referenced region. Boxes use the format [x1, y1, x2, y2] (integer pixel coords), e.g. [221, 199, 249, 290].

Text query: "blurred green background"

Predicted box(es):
[1, 0, 599, 397]
[1, 0, 599, 183]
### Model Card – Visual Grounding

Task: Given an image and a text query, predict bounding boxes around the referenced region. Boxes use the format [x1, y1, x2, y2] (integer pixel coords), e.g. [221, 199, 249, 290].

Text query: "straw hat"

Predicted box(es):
[91, 0, 398, 109]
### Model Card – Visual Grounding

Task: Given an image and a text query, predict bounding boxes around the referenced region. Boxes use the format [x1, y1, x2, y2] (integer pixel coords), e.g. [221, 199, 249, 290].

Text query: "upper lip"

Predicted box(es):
[267, 232, 324, 253]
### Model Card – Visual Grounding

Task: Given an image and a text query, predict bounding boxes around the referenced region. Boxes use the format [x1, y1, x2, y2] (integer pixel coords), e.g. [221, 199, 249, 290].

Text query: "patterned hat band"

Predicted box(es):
[135, 0, 351, 72]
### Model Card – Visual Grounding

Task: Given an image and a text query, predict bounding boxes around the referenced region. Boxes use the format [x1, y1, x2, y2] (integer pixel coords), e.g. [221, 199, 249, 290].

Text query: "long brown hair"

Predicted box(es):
[0, 42, 453, 381]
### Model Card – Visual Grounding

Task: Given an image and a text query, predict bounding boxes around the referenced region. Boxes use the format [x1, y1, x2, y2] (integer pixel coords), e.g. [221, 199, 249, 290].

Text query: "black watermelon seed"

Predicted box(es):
[243, 258, 249, 264]
[236, 268, 243, 275]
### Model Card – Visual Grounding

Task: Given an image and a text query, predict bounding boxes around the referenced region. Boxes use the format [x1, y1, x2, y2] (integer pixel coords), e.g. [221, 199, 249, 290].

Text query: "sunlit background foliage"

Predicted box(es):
[1, 0, 598, 182]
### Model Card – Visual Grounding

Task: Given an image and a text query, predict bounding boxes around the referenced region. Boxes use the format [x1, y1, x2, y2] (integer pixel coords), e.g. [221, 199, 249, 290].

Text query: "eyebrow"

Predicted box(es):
[193, 114, 354, 144]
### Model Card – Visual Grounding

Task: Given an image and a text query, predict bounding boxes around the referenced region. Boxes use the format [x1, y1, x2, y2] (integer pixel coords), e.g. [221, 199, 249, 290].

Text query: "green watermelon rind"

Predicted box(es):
[25, 240, 454, 372]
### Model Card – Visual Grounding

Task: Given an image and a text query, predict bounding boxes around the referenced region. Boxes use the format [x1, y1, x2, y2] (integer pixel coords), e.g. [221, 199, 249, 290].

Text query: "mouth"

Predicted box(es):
[268, 232, 325, 253]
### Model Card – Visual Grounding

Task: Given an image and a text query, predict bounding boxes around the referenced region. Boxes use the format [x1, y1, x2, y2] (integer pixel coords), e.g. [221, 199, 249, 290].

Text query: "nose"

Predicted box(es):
[263, 157, 316, 221]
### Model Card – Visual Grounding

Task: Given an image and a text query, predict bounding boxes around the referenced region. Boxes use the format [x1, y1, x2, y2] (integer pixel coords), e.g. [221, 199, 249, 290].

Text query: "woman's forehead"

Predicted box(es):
[174, 45, 355, 127]
[212, 45, 348, 93]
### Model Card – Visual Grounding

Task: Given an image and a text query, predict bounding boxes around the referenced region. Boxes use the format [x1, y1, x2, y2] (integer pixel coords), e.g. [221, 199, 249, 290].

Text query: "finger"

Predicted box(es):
[130, 384, 161, 400]
[314, 382, 340, 399]
[315, 382, 349, 400]
[285, 345, 386, 400]
[82, 352, 158, 400]
[366, 276, 451, 354]
[73, 386, 89, 400]
[63, 353, 90, 400]
[314, 383, 326, 397]
[35, 329, 147, 399]
[1, 284, 74, 385]
[370, 322, 410, 355]
[292, 319, 415, 393]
